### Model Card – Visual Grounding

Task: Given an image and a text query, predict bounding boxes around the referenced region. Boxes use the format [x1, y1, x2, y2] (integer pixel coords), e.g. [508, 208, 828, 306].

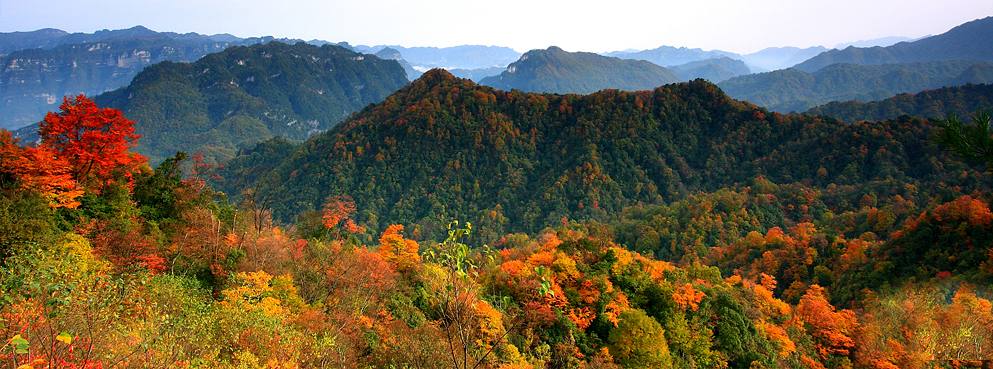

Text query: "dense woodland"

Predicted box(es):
[3, 65, 993, 369]
[805, 83, 993, 123]
[718, 60, 993, 113]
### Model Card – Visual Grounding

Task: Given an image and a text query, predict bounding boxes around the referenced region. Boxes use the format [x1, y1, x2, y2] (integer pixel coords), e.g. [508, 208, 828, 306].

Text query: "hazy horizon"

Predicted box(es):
[2, 0, 991, 55]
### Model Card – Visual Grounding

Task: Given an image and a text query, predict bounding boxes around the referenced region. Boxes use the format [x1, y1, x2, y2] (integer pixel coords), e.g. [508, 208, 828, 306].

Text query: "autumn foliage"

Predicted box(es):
[38, 94, 146, 191]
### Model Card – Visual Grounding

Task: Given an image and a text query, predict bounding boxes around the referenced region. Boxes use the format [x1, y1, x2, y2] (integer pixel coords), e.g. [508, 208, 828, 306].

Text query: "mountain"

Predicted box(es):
[608, 45, 741, 67]
[217, 69, 984, 243]
[0, 28, 70, 56]
[794, 16, 993, 73]
[804, 83, 993, 122]
[90, 41, 408, 164]
[374, 47, 422, 80]
[478, 46, 682, 94]
[669, 57, 751, 82]
[718, 60, 993, 112]
[739, 46, 829, 72]
[353, 44, 521, 70]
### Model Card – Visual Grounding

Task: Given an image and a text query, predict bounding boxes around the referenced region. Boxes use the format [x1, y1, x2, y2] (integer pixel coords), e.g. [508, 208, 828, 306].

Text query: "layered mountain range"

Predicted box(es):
[0, 26, 345, 130]
[794, 16, 993, 73]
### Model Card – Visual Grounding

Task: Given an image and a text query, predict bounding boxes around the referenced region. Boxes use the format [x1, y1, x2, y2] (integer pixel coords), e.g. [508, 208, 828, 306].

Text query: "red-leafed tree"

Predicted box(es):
[38, 94, 146, 192]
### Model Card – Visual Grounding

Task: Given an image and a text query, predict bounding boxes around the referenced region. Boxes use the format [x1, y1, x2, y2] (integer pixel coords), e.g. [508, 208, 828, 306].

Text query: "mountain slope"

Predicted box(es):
[718, 60, 992, 112]
[374, 47, 421, 80]
[795, 16, 993, 73]
[804, 83, 993, 122]
[218, 69, 980, 241]
[478, 46, 682, 94]
[93, 41, 408, 163]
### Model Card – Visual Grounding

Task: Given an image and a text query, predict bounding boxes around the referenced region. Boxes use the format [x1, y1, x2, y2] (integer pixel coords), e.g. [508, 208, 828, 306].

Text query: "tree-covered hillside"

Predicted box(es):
[805, 83, 993, 122]
[719, 60, 993, 113]
[93, 41, 408, 163]
[218, 69, 990, 244]
[479, 47, 682, 94]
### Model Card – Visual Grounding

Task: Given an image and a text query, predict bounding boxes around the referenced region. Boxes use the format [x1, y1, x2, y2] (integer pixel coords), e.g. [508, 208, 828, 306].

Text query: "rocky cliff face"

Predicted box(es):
[0, 35, 234, 129]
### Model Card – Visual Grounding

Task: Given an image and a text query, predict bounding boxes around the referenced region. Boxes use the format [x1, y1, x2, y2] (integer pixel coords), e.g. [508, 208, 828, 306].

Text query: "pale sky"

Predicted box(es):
[1, 0, 991, 54]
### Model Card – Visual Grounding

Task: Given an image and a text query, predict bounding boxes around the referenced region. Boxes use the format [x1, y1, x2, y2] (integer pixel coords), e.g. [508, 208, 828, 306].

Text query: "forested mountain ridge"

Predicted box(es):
[794, 16, 993, 73]
[805, 83, 993, 122]
[478, 46, 682, 94]
[218, 69, 989, 243]
[718, 60, 993, 112]
[92, 41, 408, 163]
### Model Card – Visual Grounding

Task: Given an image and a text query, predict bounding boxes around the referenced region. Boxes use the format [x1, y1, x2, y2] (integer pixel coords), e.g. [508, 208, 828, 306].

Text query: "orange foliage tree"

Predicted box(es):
[321, 195, 365, 239]
[795, 285, 858, 362]
[377, 224, 421, 272]
[0, 130, 83, 208]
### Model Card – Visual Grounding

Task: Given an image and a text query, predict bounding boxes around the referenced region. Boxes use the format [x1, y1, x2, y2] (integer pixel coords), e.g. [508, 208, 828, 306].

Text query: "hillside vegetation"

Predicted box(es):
[719, 60, 993, 112]
[219, 70, 990, 244]
[805, 83, 993, 122]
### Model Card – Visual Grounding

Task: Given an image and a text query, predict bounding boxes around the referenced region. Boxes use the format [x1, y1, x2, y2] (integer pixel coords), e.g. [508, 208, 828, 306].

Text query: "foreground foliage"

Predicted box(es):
[3, 82, 993, 369]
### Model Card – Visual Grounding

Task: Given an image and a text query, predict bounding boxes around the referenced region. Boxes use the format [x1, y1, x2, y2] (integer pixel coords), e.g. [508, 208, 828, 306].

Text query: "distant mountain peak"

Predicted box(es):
[479, 47, 681, 94]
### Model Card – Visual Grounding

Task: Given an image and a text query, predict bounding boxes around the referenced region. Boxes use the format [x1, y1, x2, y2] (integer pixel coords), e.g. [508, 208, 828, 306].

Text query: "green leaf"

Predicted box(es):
[56, 332, 72, 344]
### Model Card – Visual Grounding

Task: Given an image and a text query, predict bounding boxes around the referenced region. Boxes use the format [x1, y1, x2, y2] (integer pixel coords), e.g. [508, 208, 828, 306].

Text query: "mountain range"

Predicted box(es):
[794, 16, 993, 73]
[0, 26, 355, 130]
